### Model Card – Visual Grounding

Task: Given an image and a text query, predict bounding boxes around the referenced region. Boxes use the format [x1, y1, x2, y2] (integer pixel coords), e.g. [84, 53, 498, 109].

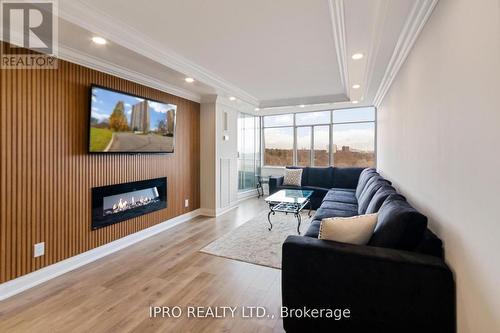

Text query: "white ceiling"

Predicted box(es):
[54, 0, 439, 111]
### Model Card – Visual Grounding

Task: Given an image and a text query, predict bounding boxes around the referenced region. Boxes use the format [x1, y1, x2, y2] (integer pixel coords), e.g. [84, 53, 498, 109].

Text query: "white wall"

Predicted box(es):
[200, 96, 257, 215]
[216, 101, 239, 209]
[376, 0, 500, 332]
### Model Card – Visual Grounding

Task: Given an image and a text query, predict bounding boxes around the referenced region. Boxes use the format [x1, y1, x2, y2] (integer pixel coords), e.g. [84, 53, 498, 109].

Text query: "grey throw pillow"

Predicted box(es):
[283, 168, 302, 186]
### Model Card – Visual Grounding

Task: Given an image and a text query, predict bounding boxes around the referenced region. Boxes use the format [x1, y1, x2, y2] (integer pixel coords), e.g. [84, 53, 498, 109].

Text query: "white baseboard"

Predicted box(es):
[198, 205, 237, 217]
[0, 209, 202, 301]
[198, 208, 216, 217]
[237, 188, 259, 201]
[215, 204, 238, 216]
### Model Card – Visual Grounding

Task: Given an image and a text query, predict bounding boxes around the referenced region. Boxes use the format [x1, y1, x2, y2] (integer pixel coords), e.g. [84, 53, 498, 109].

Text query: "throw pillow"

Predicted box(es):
[318, 213, 378, 245]
[283, 168, 302, 186]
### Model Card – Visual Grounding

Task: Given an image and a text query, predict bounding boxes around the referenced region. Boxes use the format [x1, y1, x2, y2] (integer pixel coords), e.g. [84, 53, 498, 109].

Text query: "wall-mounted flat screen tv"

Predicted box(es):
[89, 85, 177, 153]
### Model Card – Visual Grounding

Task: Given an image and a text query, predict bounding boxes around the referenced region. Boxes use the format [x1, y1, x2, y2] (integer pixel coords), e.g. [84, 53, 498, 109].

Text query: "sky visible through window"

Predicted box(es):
[264, 108, 374, 150]
[263, 107, 375, 167]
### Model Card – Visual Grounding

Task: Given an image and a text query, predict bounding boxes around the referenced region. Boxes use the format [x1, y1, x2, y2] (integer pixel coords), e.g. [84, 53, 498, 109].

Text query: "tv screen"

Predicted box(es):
[89, 85, 177, 153]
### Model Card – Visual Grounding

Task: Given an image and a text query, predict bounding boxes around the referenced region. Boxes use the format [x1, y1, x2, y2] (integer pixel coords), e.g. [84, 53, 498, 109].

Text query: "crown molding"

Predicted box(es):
[58, 45, 202, 102]
[200, 95, 259, 115]
[58, 1, 259, 106]
[200, 95, 219, 104]
[373, 0, 439, 107]
[1, 28, 202, 102]
[260, 94, 347, 109]
[256, 100, 367, 116]
[361, 0, 390, 102]
[328, 0, 349, 97]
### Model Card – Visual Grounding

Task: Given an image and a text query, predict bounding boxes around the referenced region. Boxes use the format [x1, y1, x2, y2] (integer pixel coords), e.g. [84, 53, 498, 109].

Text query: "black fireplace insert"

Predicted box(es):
[91, 177, 167, 230]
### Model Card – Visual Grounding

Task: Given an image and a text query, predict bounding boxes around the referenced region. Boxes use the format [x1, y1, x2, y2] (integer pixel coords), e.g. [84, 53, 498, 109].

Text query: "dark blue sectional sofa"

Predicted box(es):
[270, 167, 455, 333]
[269, 166, 363, 210]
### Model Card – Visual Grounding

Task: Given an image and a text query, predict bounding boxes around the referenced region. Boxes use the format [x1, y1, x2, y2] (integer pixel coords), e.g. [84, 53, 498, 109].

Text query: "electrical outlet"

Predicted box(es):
[34, 242, 45, 257]
[184, 199, 189, 208]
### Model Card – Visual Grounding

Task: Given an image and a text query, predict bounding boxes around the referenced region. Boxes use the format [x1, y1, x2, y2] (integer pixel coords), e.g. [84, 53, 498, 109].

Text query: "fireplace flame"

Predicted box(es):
[110, 196, 155, 214]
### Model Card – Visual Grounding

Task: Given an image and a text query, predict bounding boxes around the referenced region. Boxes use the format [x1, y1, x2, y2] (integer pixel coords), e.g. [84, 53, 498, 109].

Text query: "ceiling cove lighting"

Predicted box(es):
[352, 84, 361, 89]
[229, 96, 236, 101]
[185, 77, 195, 83]
[91, 36, 107, 45]
[352, 53, 364, 60]
[352, 100, 359, 104]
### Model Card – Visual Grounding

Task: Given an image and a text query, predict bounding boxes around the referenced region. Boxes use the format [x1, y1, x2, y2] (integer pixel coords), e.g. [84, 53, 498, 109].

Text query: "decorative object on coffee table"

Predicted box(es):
[265, 189, 313, 234]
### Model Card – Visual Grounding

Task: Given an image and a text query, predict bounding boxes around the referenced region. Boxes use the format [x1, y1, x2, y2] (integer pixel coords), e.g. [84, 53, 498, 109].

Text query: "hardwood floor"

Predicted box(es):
[0, 198, 285, 333]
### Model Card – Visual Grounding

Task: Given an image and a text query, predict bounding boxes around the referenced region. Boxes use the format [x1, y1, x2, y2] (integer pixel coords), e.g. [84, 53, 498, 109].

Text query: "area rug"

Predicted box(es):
[200, 210, 313, 269]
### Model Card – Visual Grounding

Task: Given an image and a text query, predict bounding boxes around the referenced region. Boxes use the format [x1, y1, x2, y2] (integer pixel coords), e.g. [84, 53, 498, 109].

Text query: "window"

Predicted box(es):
[333, 107, 375, 123]
[263, 114, 293, 127]
[313, 125, 330, 166]
[332, 122, 375, 168]
[237, 113, 260, 191]
[264, 127, 294, 166]
[296, 127, 311, 166]
[296, 111, 330, 126]
[262, 108, 376, 167]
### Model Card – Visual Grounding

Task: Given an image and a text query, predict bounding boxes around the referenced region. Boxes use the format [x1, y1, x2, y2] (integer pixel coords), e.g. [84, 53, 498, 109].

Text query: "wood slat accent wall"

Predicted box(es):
[0, 48, 200, 283]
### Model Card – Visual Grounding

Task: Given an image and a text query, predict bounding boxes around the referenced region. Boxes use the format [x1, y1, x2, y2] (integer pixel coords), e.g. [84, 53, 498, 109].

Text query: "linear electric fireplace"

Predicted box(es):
[91, 177, 167, 230]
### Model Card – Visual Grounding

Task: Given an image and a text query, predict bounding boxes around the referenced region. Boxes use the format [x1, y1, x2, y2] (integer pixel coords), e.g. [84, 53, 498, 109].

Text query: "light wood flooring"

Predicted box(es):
[0, 198, 285, 333]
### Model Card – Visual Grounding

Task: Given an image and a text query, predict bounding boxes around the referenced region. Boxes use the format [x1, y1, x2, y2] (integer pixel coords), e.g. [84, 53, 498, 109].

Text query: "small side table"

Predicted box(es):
[256, 176, 269, 198]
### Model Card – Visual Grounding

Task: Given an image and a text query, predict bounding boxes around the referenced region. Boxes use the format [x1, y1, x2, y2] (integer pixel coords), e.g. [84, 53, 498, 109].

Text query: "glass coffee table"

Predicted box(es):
[265, 189, 314, 235]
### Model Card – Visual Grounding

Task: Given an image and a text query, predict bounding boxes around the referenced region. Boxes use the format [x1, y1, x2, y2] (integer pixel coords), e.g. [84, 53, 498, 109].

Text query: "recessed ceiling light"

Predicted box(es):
[352, 100, 359, 104]
[254, 107, 260, 111]
[352, 84, 361, 89]
[229, 96, 236, 101]
[352, 53, 364, 60]
[92, 36, 107, 45]
[185, 77, 194, 83]
[299, 104, 305, 108]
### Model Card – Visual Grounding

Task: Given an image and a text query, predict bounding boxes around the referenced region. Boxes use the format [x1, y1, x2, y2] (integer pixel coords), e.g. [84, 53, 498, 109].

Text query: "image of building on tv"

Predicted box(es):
[89, 86, 176, 153]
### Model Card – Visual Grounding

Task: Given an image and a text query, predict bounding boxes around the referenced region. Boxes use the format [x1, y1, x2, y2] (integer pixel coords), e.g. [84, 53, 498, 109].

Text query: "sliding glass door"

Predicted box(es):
[237, 113, 261, 191]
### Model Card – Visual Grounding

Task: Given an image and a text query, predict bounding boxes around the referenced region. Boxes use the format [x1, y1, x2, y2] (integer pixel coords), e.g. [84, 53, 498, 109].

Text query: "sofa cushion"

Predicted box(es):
[320, 200, 358, 214]
[275, 185, 302, 191]
[365, 185, 397, 214]
[306, 167, 334, 188]
[304, 219, 321, 237]
[355, 168, 378, 199]
[283, 168, 303, 186]
[332, 167, 364, 189]
[358, 177, 391, 214]
[414, 228, 444, 258]
[368, 195, 428, 251]
[300, 186, 329, 210]
[330, 188, 355, 193]
[286, 166, 308, 186]
[302, 186, 329, 198]
[322, 190, 358, 204]
[313, 207, 358, 221]
[359, 174, 381, 196]
[302, 185, 330, 192]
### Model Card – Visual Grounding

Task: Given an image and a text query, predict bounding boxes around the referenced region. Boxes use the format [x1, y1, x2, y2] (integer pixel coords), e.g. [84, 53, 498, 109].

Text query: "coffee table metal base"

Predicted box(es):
[267, 201, 312, 235]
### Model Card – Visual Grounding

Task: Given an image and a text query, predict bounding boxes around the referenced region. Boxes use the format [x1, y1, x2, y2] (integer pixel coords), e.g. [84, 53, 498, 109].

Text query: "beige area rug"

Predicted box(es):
[200, 210, 313, 269]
